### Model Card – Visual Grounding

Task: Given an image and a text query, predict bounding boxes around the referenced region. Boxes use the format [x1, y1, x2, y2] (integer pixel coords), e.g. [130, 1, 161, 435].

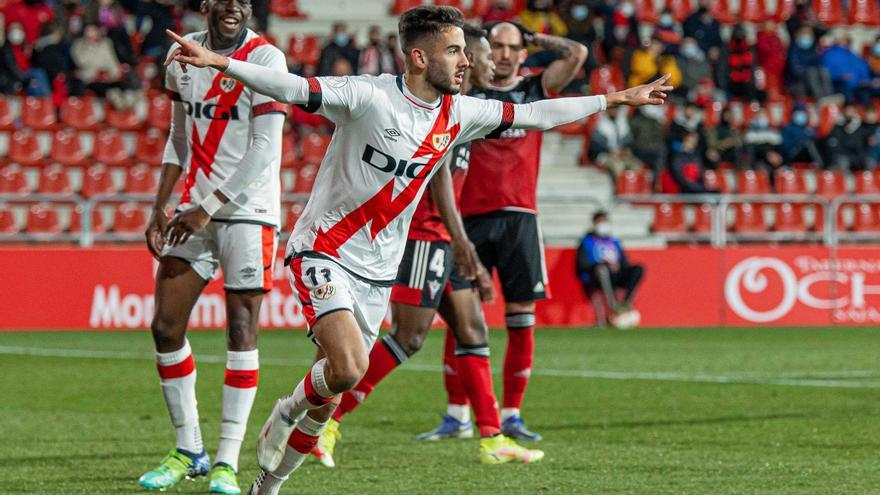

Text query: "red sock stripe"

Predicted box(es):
[303, 371, 332, 406]
[287, 428, 320, 454]
[224, 368, 259, 388]
[157, 354, 195, 379]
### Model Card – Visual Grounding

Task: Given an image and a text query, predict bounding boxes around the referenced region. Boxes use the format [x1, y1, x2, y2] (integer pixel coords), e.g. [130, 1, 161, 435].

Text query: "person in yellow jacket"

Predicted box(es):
[629, 38, 682, 89]
[518, 0, 568, 53]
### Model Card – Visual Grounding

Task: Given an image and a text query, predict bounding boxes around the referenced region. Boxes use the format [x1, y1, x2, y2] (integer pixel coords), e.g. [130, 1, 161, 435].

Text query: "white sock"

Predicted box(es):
[447, 404, 471, 423]
[216, 349, 259, 471]
[156, 340, 203, 454]
[501, 408, 520, 421]
[256, 415, 329, 495]
[279, 359, 334, 420]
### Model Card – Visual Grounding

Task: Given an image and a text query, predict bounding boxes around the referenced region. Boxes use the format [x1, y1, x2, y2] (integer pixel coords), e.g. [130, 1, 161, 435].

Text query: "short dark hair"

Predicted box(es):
[462, 23, 487, 51]
[592, 211, 608, 224]
[398, 6, 465, 53]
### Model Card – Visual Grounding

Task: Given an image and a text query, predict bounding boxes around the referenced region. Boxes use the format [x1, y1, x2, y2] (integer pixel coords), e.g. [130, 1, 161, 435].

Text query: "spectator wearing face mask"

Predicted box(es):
[662, 132, 716, 194]
[726, 26, 755, 100]
[358, 26, 394, 76]
[3, 0, 55, 45]
[682, 0, 723, 63]
[755, 21, 786, 95]
[677, 37, 709, 95]
[821, 32, 872, 104]
[824, 105, 869, 171]
[630, 104, 668, 175]
[558, 0, 598, 92]
[601, 0, 639, 61]
[781, 105, 826, 168]
[0, 21, 51, 96]
[705, 108, 743, 169]
[786, 26, 833, 99]
[863, 108, 880, 169]
[744, 108, 784, 176]
[83, 0, 138, 66]
[482, 0, 519, 24]
[576, 211, 645, 318]
[590, 106, 643, 177]
[653, 9, 681, 48]
[667, 101, 704, 153]
[317, 22, 359, 77]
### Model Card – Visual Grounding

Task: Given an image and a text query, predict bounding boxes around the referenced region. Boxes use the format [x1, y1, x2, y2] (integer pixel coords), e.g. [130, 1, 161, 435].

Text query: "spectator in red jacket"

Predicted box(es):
[726, 25, 755, 100]
[2, 0, 55, 45]
[755, 21, 786, 94]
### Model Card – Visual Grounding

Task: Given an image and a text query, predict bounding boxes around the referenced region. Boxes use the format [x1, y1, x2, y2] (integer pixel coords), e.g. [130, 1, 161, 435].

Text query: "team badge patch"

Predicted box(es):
[313, 284, 336, 300]
[432, 133, 451, 152]
[219, 77, 237, 93]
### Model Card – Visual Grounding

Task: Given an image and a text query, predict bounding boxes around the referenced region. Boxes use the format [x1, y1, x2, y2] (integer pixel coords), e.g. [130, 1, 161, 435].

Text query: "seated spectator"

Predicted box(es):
[662, 132, 716, 193]
[0, 22, 51, 96]
[576, 211, 645, 319]
[601, 0, 639, 62]
[558, 0, 599, 81]
[630, 104, 668, 175]
[755, 22, 786, 95]
[70, 23, 139, 104]
[653, 9, 681, 48]
[785, 0, 827, 41]
[84, 0, 137, 66]
[781, 105, 825, 168]
[3, 0, 55, 45]
[865, 107, 880, 169]
[682, 0, 722, 63]
[667, 101, 704, 152]
[482, 0, 519, 24]
[677, 37, 709, 96]
[590, 106, 643, 176]
[519, 0, 568, 38]
[140, 0, 177, 58]
[744, 109, 784, 175]
[358, 26, 395, 76]
[821, 32, 871, 104]
[824, 105, 869, 171]
[786, 26, 833, 99]
[31, 21, 73, 87]
[628, 38, 681, 89]
[705, 108, 743, 169]
[317, 22, 359, 77]
[726, 26, 755, 100]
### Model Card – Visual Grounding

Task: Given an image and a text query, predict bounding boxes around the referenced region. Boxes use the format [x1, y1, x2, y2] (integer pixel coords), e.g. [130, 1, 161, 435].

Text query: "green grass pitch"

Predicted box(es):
[0, 327, 878, 494]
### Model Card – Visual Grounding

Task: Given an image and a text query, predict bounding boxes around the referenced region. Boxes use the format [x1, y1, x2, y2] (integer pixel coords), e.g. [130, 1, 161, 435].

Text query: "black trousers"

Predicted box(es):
[582, 263, 644, 306]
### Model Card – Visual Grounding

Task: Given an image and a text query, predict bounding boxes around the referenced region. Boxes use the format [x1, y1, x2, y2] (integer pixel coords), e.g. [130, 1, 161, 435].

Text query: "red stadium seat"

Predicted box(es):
[740, 0, 768, 22]
[60, 96, 100, 131]
[774, 0, 796, 21]
[850, 0, 880, 25]
[774, 168, 807, 194]
[635, 0, 659, 23]
[736, 169, 771, 194]
[652, 203, 687, 233]
[855, 170, 880, 194]
[80, 164, 116, 198]
[93, 129, 130, 167]
[300, 133, 331, 165]
[773, 203, 807, 233]
[0, 204, 17, 233]
[21, 97, 56, 131]
[589, 65, 625, 94]
[135, 129, 166, 167]
[852, 204, 880, 232]
[50, 129, 87, 167]
[434, 0, 464, 10]
[68, 204, 106, 234]
[812, 0, 844, 25]
[812, 204, 847, 232]
[287, 34, 321, 67]
[37, 163, 73, 194]
[703, 170, 729, 193]
[0, 164, 29, 193]
[124, 164, 158, 194]
[711, 0, 735, 24]
[817, 103, 841, 138]
[8, 129, 45, 167]
[293, 164, 318, 193]
[25, 203, 62, 234]
[666, 0, 694, 21]
[392, 0, 422, 15]
[281, 136, 298, 169]
[112, 202, 148, 233]
[105, 103, 143, 131]
[732, 203, 767, 233]
[616, 169, 650, 195]
[146, 93, 172, 132]
[692, 203, 714, 233]
[0, 97, 15, 131]
[283, 202, 305, 230]
[815, 170, 846, 199]
[270, 0, 306, 18]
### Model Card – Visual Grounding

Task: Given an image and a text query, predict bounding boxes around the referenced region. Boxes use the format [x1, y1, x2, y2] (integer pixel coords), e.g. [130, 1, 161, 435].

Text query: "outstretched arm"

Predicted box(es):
[532, 33, 589, 95]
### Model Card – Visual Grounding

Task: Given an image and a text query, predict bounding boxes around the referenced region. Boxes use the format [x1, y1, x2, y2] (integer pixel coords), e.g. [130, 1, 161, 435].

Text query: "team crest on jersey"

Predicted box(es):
[313, 284, 336, 300]
[432, 133, 451, 152]
[219, 77, 238, 93]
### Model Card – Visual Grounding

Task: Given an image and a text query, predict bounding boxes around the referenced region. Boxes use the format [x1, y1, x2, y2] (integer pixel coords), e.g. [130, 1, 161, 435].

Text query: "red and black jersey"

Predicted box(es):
[408, 143, 470, 243]
[459, 75, 550, 218]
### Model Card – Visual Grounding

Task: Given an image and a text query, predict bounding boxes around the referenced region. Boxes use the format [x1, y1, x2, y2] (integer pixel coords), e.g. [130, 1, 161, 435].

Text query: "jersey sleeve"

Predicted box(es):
[248, 45, 289, 117]
[294, 75, 376, 124]
[456, 95, 513, 143]
[164, 43, 181, 96]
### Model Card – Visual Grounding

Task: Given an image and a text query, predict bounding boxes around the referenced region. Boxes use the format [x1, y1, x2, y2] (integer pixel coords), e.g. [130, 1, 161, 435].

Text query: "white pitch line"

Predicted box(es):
[1, 345, 879, 389]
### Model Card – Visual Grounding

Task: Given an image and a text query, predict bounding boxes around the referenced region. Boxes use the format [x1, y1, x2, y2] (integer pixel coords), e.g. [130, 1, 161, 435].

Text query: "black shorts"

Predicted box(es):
[391, 240, 475, 309]
[464, 210, 548, 303]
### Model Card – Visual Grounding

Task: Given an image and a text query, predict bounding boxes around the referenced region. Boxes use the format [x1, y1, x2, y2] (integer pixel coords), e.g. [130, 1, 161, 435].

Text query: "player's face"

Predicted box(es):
[469, 38, 495, 90]
[489, 24, 527, 81]
[203, 0, 252, 46]
[425, 27, 470, 95]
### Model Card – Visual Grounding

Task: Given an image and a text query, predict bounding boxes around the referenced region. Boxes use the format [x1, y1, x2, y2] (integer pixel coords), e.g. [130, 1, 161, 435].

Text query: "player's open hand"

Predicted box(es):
[475, 264, 496, 303]
[452, 238, 480, 281]
[164, 29, 229, 72]
[165, 206, 211, 248]
[145, 207, 170, 260]
[610, 73, 674, 107]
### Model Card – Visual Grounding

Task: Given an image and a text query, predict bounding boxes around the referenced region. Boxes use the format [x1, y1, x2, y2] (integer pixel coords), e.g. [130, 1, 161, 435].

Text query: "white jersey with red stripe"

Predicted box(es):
[165, 29, 287, 226]
[287, 74, 513, 282]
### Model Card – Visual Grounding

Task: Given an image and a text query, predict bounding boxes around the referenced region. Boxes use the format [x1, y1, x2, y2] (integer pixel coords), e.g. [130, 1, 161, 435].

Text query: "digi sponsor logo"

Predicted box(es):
[361, 144, 431, 179]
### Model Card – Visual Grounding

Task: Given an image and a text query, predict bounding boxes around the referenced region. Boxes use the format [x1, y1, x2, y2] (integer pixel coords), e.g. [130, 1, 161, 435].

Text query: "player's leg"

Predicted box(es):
[615, 264, 644, 306]
[140, 234, 217, 490]
[496, 213, 547, 441]
[209, 224, 276, 494]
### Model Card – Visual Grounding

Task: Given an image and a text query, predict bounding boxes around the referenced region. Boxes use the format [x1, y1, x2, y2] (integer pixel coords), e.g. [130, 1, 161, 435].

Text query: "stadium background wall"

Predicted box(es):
[2, 245, 879, 330]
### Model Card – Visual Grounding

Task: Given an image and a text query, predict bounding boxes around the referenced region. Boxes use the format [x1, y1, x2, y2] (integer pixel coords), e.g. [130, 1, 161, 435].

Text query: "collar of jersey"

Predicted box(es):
[487, 76, 524, 92]
[396, 75, 442, 110]
[200, 29, 250, 56]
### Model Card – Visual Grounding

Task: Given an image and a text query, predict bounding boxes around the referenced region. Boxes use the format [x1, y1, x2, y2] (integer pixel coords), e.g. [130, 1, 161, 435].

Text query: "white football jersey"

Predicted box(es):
[288, 74, 513, 282]
[165, 29, 287, 226]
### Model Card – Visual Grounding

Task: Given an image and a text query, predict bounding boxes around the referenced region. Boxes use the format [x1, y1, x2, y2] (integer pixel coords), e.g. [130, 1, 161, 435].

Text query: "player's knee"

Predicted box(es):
[150, 317, 186, 350]
[226, 315, 257, 351]
[394, 330, 427, 356]
[327, 353, 368, 392]
[457, 321, 488, 348]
